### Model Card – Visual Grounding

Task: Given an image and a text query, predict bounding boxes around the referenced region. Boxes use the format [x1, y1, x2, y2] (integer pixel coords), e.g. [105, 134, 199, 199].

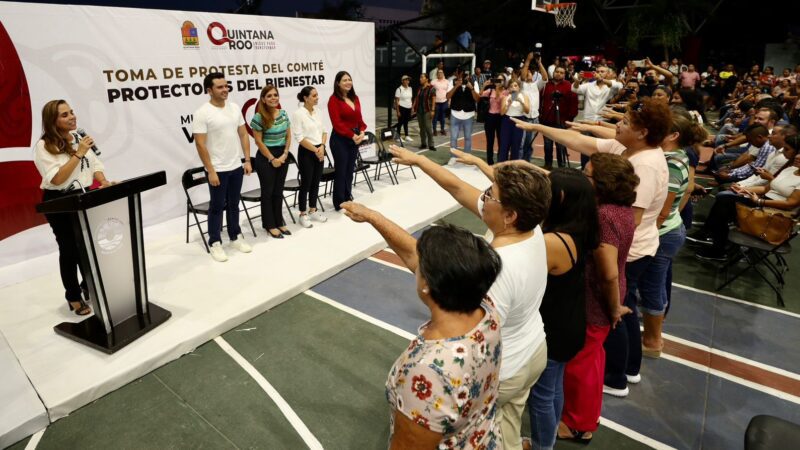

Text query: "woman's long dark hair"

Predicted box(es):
[542, 168, 600, 251]
[333, 71, 357, 101]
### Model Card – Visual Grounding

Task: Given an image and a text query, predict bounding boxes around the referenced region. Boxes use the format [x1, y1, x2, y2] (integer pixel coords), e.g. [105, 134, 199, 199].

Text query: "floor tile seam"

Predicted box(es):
[660, 353, 800, 405]
[662, 332, 800, 382]
[152, 372, 242, 450]
[306, 289, 676, 450]
[212, 337, 324, 450]
[672, 282, 800, 319]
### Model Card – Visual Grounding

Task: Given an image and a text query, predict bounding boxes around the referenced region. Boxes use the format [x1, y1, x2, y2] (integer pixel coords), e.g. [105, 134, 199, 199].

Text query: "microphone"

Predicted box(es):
[76, 128, 101, 156]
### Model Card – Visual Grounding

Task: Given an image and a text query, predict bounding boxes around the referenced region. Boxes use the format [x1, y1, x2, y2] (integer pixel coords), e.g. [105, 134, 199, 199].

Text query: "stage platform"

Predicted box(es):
[0, 162, 491, 440]
[0, 331, 48, 449]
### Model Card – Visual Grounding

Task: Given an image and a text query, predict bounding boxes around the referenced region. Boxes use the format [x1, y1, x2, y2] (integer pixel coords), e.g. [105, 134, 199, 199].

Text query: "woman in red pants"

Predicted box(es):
[559, 153, 638, 442]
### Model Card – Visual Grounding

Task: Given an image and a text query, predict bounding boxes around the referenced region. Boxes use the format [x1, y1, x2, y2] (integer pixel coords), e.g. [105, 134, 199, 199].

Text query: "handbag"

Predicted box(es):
[735, 203, 795, 245]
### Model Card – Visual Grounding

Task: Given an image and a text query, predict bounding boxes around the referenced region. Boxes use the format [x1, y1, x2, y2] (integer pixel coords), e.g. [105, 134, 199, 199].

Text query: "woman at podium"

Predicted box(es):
[33, 100, 112, 316]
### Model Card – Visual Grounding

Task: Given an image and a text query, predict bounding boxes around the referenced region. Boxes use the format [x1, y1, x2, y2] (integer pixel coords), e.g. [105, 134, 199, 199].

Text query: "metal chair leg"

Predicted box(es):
[283, 197, 296, 224]
[240, 200, 257, 237]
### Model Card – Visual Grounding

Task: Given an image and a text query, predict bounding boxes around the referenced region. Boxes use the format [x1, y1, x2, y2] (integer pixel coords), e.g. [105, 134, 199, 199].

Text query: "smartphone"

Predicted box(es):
[581, 71, 595, 80]
[632, 59, 646, 68]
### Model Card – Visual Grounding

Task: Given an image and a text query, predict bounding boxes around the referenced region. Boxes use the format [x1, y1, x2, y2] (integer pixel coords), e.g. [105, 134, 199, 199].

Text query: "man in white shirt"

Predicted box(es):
[572, 65, 622, 166]
[193, 72, 253, 262]
[520, 52, 548, 162]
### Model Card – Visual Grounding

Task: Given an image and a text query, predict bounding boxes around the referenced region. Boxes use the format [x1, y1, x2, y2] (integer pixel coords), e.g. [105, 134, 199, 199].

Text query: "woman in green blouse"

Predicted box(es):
[251, 84, 292, 238]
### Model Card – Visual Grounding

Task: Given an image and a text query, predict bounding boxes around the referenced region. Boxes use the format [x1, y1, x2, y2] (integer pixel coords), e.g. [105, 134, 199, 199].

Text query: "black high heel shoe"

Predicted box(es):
[279, 228, 292, 236]
[267, 229, 283, 239]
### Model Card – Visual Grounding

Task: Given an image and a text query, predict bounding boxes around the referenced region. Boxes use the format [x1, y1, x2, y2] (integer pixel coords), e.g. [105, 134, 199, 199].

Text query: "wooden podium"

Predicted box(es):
[36, 171, 171, 354]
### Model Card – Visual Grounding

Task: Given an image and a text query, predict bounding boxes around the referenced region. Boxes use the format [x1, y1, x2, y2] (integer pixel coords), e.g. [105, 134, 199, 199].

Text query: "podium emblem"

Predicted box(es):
[95, 218, 125, 254]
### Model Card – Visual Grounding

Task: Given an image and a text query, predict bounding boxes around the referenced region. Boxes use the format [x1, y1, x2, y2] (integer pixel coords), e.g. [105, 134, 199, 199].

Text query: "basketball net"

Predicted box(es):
[546, 3, 577, 28]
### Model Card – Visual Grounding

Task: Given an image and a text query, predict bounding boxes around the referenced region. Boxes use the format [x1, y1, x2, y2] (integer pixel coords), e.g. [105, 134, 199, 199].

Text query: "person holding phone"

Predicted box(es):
[34, 100, 113, 315]
[572, 65, 622, 167]
[327, 70, 367, 211]
[445, 72, 480, 165]
[481, 76, 507, 164]
[498, 80, 530, 162]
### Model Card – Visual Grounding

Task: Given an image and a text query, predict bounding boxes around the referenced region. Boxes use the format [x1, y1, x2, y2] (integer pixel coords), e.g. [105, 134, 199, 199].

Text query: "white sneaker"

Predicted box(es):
[309, 210, 328, 223]
[299, 214, 313, 228]
[209, 242, 228, 262]
[626, 373, 641, 384]
[404, 136, 414, 142]
[230, 234, 252, 253]
[603, 385, 629, 398]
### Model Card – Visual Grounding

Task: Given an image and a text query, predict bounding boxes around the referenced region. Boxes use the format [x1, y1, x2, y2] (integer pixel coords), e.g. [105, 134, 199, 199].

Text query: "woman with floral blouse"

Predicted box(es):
[340, 203, 503, 449]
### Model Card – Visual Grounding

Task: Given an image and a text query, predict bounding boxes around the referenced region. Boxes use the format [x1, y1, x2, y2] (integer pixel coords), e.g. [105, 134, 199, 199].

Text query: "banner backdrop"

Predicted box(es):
[0, 2, 375, 267]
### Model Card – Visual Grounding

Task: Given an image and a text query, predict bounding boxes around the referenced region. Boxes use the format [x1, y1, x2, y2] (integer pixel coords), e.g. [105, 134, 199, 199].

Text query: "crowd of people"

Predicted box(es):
[33, 53, 800, 449]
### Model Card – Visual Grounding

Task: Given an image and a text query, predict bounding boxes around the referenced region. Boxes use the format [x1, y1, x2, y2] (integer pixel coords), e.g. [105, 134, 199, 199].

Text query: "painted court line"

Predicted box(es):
[306, 289, 674, 449]
[663, 332, 800, 383]
[660, 353, 800, 405]
[24, 429, 45, 450]
[672, 282, 800, 319]
[305, 289, 415, 340]
[214, 337, 323, 450]
[600, 418, 677, 450]
[367, 256, 411, 274]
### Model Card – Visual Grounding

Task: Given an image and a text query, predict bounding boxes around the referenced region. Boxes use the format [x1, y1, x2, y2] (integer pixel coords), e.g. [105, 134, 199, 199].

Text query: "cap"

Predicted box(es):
[483, 59, 491, 64]
[401, 75, 411, 81]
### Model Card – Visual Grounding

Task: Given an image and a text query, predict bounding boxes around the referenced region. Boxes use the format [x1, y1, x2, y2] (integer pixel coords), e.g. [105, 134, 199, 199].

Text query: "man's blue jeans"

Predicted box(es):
[522, 117, 539, 162]
[449, 114, 474, 156]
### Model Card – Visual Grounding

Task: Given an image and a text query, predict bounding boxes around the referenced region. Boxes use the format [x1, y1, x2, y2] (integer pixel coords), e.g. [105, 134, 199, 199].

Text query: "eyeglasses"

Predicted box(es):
[481, 186, 502, 204]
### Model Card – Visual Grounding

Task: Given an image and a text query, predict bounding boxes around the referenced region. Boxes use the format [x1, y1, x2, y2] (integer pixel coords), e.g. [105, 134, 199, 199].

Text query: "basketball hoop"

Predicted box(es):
[545, 2, 577, 28]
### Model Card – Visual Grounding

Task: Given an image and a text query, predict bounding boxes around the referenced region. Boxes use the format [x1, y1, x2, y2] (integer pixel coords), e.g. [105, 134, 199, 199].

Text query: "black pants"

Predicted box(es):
[541, 120, 568, 167]
[603, 255, 652, 389]
[298, 144, 323, 212]
[703, 192, 757, 251]
[43, 189, 87, 303]
[484, 113, 501, 165]
[330, 132, 358, 210]
[396, 106, 411, 137]
[254, 149, 288, 229]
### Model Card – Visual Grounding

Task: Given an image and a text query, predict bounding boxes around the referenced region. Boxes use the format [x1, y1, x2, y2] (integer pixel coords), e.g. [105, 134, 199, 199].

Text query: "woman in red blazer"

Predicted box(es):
[327, 71, 367, 210]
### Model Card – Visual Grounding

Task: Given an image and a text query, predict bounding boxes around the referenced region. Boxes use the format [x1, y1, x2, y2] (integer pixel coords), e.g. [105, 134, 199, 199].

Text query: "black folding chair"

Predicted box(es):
[716, 224, 798, 307]
[379, 126, 417, 180]
[241, 153, 300, 225]
[320, 151, 336, 200]
[360, 130, 398, 185]
[181, 167, 257, 253]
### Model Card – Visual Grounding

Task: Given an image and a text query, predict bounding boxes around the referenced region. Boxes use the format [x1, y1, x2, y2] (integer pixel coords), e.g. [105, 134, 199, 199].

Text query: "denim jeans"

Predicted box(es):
[433, 102, 448, 132]
[528, 359, 566, 450]
[604, 255, 653, 388]
[449, 114, 474, 158]
[708, 145, 748, 172]
[207, 166, 244, 246]
[638, 225, 686, 315]
[521, 117, 539, 162]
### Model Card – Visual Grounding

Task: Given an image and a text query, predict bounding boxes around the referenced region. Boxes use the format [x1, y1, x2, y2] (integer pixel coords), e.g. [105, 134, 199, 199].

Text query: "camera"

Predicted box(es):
[552, 90, 563, 99]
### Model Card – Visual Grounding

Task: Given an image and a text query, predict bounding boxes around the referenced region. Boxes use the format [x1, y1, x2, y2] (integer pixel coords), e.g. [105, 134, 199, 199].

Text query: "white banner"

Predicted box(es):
[0, 2, 375, 267]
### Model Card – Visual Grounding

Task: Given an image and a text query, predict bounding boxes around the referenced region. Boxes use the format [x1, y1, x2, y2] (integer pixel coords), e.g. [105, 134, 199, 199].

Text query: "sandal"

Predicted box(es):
[69, 300, 92, 316]
[557, 424, 593, 444]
